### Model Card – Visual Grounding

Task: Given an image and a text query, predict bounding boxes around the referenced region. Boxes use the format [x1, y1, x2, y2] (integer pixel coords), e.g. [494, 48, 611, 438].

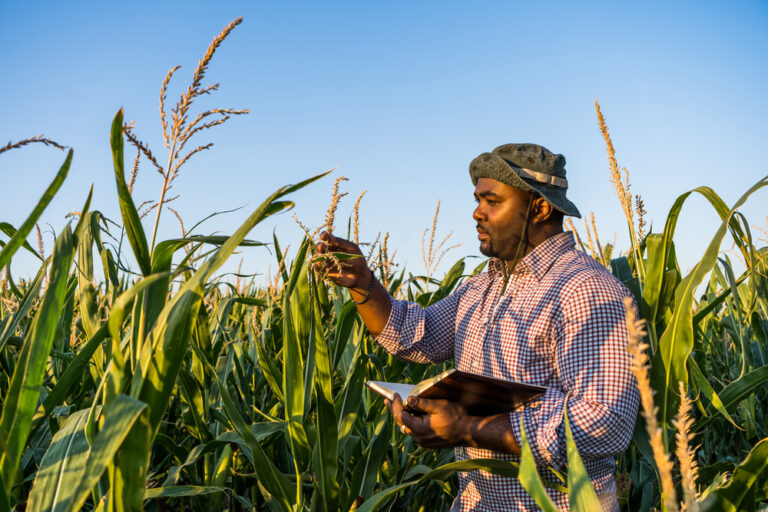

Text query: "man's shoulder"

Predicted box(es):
[544, 248, 631, 300]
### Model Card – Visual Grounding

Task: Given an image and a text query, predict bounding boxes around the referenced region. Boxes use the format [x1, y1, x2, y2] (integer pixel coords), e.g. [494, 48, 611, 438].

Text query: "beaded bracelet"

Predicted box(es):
[352, 269, 376, 305]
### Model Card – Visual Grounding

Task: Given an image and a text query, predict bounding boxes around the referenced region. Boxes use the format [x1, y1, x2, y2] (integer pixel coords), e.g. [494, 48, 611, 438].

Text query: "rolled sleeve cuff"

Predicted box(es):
[509, 387, 566, 469]
[374, 297, 406, 353]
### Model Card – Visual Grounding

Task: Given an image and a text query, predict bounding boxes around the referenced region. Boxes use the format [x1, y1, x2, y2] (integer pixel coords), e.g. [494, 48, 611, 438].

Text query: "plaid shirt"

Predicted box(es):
[376, 231, 639, 511]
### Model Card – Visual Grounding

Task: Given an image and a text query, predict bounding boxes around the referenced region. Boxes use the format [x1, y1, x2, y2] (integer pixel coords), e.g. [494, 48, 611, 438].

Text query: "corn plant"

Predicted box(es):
[587, 102, 768, 511]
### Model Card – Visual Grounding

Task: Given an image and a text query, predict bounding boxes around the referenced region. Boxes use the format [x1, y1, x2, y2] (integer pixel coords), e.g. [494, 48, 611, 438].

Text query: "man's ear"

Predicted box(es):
[532, 196, 554, 223]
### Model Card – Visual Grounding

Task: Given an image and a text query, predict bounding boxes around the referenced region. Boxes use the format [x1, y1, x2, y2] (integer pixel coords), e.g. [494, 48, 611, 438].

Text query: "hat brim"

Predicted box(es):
[469, 153, 581, 218]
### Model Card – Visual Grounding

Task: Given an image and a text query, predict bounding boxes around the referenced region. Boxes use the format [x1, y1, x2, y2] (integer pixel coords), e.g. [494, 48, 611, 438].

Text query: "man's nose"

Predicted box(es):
[473, 204, 484, 222]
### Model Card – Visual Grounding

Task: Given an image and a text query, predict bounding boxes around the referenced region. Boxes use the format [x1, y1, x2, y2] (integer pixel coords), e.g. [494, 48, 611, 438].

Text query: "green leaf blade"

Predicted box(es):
[564, 405, 602, 512]
[110, 109, 151, 275]
[517, 416, 559, 512]
[0, 225, 75, 497]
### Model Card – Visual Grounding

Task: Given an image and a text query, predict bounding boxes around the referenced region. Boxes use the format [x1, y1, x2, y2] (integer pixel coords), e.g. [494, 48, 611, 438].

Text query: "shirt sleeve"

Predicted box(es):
[508, 273, 640, 469]
[374, 283, 471, 364]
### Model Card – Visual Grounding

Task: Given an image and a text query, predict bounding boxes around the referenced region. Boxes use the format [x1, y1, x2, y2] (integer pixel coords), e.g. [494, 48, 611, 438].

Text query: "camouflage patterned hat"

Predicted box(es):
[469, 143, 581, 218]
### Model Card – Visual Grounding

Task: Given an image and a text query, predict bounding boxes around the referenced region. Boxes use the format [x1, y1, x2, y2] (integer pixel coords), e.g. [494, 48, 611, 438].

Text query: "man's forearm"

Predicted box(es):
[349, 272, 392, 338]
[463, 413, 521, 455]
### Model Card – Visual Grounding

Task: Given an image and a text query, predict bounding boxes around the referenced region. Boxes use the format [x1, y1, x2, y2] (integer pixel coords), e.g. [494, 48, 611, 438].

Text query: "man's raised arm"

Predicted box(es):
[315, 232, 392, 337]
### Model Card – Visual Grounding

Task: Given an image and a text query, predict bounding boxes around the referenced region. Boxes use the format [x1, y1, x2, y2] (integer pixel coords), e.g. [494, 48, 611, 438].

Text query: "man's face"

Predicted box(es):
[473, 178, 533, 261]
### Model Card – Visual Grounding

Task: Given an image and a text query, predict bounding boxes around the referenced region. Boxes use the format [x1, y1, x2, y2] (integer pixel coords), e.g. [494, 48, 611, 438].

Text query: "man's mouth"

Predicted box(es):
[476, 226, 489, 240]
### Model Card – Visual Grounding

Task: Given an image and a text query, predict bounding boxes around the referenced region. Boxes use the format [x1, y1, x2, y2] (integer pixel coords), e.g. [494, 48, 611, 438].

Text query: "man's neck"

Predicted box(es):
[501, 225, 564, 274]
[528, 224, 564, 247]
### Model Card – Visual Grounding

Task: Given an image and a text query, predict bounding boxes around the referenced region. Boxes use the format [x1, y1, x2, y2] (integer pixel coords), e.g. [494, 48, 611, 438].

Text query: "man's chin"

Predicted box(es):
[479, 242, 494, 258]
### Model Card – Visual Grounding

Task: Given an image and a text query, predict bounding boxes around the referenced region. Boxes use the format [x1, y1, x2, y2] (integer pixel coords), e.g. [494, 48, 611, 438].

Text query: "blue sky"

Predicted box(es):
[2, 1, 767, 282]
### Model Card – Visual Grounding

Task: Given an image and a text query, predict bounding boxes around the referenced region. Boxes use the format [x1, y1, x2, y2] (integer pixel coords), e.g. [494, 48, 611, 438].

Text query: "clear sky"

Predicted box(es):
[2, 1, 767, 283]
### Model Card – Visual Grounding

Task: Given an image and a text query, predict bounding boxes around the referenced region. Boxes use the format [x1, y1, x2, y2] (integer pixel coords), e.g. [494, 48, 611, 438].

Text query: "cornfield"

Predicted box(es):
[2, 17, 767, 512]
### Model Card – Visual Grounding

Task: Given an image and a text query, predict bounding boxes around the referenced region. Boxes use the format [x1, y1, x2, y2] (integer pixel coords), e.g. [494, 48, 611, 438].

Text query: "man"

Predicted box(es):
[316, 143, 639, 511]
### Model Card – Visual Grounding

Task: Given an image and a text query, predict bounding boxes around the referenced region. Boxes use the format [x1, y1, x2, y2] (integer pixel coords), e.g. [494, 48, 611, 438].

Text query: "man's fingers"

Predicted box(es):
[316, 233, 336, 255]
[400, 409, 424, 432]
[318, 231, 338, 248]
[319, 231, 361, 255]
[390, 394, 406, 425]
[389, 394, 419, 434]
[406, 396, 443, 414]
[321, 269, 358, 288]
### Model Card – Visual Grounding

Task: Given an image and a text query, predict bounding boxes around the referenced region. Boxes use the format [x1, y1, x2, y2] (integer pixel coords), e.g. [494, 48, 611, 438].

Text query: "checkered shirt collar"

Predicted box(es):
[487, 231, 576, 281]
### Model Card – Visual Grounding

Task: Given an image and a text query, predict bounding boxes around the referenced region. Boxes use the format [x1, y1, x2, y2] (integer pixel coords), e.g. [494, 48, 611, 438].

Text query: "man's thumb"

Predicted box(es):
[407, 396, 438, 413]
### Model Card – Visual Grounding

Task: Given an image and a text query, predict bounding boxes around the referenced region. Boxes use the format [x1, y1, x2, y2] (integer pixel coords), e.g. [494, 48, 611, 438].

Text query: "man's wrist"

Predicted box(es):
[353, 267, 373, 292]
[460, 415, 480, 448]
[459, 413, 521, 454]
[351, 268, 375, 305]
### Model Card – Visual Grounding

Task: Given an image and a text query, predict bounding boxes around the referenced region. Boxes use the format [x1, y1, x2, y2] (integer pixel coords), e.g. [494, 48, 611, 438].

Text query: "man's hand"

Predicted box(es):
[386, 394, 521, 454]
[386, 394, 472, 449]
[315, 232, 369, 290]
[315, 231, 392, 337]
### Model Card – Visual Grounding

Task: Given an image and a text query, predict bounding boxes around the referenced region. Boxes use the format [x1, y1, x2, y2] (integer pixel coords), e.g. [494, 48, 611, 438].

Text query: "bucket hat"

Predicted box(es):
[469, 143, 581, 218]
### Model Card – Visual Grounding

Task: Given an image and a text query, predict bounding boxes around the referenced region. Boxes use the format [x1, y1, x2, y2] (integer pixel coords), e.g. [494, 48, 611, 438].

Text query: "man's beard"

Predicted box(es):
[479, 239, 495, 258]
[478, 234, 526, 261]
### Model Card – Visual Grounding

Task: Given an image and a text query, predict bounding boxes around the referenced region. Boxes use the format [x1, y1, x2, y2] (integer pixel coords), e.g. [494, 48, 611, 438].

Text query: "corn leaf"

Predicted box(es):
[76, 211, 101, 340]
[645, 182, 753, 334]
[0, 265, 44, 352]
[273, 231, 290, 284]
[356, 459, 520, 512]
[178, 368, 213, 442]
[0, 224, 74, 499]
[642, 233, 666, 324]
[0, 222, 42, 261]
[28, 396, 148, 512]
[213, 444, 234, 487]
[702, 437, 768, 511]
[331, 300, 358, 371]
[349, 415, 389, 502]
[105, 398, 152, 512]
[165, 422, 283, 484]
[651, 176, 768, 424]
[423, 459, 520, 480]
[336, 350, 366, 447]
[110, 109, 151, 275]
[310, 274, 339, 511]
[688, 356, 739, 429]
[251, 322, 284, 401]
[281, 242, 312, 471]
[27, 409, 92, 512]
[144, 486, 227, 499]
[694, 365, 768, 431]
[518, 416, 558, 512]
[564, 404, 602, 511]
[354, 481, 420, 512]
